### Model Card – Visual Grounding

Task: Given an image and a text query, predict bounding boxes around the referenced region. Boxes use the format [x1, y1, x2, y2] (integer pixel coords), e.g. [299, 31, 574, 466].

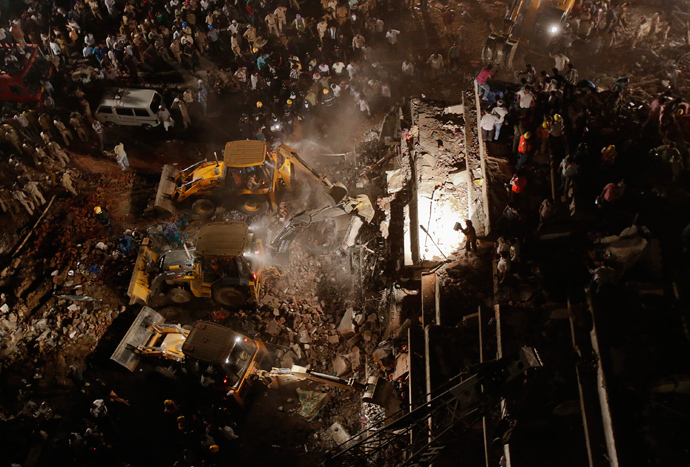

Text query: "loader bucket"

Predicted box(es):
[110, 307, 164, 371]
[127, 238, 159, 305]
[154, 164, 181, 216]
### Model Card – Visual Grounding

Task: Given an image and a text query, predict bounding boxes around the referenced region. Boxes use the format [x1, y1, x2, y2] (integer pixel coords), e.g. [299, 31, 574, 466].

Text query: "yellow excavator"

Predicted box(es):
[112, 307, 390, 406]
[111, 307, 269, 406]
[127, 221, 262, 307]
[154, 141, 348, 217]
[483, 0, 575, 68]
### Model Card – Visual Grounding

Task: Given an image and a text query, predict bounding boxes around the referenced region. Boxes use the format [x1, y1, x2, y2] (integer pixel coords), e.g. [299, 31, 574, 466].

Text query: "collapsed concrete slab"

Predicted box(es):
[393, 98, 474, 267]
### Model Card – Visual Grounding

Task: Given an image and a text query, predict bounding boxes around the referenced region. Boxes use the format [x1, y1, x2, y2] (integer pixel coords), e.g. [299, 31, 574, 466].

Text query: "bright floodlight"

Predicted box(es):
[549, 25, 559, 34]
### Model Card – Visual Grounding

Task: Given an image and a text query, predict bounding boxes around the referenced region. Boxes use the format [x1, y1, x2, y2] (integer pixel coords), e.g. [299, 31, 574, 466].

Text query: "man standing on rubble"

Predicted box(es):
[492, 100, 508, 140]
[113, 143, 129, 171]
[455, 220, 477, 257]
[480, 109, 499, 142]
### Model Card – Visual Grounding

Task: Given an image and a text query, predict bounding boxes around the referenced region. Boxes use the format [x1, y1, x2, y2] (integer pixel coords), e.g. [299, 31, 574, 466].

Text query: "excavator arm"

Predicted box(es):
[269, 195, 374, 263]
[276, 144, 349, 204]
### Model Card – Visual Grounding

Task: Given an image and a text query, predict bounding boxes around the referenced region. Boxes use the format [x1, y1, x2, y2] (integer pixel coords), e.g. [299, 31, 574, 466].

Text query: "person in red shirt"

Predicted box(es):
[509, 171, 527, 199]
[476, 64, 494, 101]
[516, 132, 532, 170]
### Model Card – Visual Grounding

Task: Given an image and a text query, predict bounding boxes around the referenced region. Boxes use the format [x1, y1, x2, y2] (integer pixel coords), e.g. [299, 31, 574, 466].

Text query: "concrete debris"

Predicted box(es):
[328, 422, 352, 446]
[337, 308, 356, 337]
[332, 356, 352, 377]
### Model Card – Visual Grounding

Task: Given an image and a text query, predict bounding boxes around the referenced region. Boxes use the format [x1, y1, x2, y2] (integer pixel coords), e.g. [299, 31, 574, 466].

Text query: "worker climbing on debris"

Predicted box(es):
[476, 63, 494, 101]
[454, 220, 477, 257]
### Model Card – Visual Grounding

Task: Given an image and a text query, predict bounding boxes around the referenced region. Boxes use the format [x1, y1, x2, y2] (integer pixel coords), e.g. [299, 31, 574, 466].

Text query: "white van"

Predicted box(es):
[95, 88, 163, 128]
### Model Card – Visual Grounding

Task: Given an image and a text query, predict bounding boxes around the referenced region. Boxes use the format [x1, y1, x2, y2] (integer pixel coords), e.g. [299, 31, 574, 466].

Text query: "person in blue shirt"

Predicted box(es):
[197, 80, 208, 115]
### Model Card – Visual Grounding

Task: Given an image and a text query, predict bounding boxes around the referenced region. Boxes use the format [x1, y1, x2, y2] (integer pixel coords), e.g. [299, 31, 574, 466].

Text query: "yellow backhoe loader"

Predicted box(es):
[127, 221, 262, 307]
[111, 307, 268, 406]
[112, 308, 392, 406]
[154, 141, 348, 217]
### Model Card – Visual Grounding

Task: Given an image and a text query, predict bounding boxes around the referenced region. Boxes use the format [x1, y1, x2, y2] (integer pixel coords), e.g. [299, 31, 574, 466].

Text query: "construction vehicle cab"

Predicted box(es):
[155, 141, 347, 217]
[111, 309, 267, 406]
[182, 321, 268, 405]
[127, 221, 261, 307]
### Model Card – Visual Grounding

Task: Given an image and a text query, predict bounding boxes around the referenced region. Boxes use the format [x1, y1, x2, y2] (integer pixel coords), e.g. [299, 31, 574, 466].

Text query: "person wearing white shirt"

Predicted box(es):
[480, 109, 499, 142]
[517, 86, 534, 111]
[332, 61, 345, 75]
[346, 61, 356, 80]
[491, 100, 508, 140]
[402, 60, 414, 77]
[385, 28, 400, 54]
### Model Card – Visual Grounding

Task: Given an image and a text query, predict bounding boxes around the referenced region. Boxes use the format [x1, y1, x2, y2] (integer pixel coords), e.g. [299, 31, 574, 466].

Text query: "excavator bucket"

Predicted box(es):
[127, 238, 159, 305]
[328, 183, 348, 205]
[154, 164, 180, 216]
[481, 34, 519, 69]
[110, 307, 164, 371]
[270, 195, 375, 264]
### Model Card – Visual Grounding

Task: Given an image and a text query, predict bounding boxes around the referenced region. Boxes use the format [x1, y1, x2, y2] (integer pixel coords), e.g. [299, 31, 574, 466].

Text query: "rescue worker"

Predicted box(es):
[38, 113, 53, 138]
[172, 97, 192, 129]
[509, 171, 527, 201]
[601, 144, 617, 166]
[13, 186, 34, 215]
[455, 220, 477, 257]
[169, 38, 182, 63]
[537, 117, 552, 156]
[491, 100, 508, 140]
[23, 179, 46, 206]
[321, 87, 335, 106]
[548, 114, 566, 162]
[265, 12, 280, 37]
[157, 105, 174, 132]
[114, 143, 129, 171]
[3, 124, 22, 153]
[516, 132, 533, 170]
[69, 113, 90, 143]
[274, 6, 287, 32]
[62, 171, 78, 196]
[48, 141, 70, 167]
[0, 188, 18, 215]
[94, 206, 111, 227]
[292, 15, 307, 33]
[480, 108, 499, 142]
[197, 80, 208, 116]
[53, 118, 73, 147]
[92, 119, 106, 151]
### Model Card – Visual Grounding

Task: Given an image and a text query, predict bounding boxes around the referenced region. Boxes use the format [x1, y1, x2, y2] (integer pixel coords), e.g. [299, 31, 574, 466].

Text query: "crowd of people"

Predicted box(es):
[475, 3, 689, 286]
[0, 0, 469, 223]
